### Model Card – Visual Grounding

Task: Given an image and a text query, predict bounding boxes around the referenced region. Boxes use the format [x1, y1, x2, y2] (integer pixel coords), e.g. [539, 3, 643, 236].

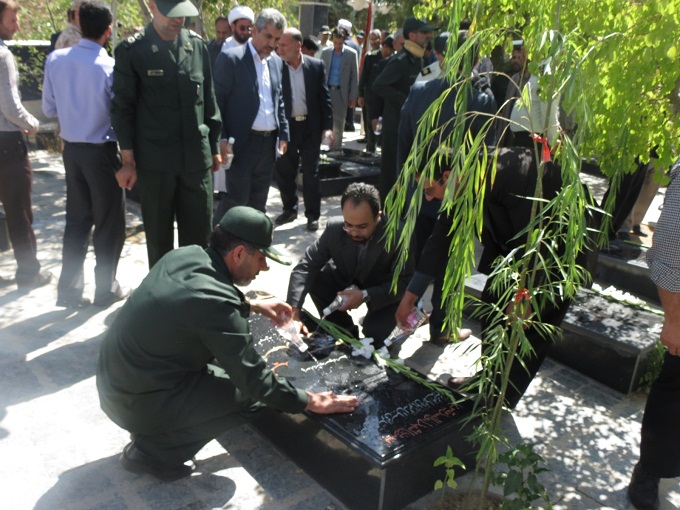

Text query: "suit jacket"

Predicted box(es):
[213, 42, 289, 156]
[321, 46, 359, 109]
[281, 56, 333, 142]
[111, 24, 221, 173]
[287, 218, 414, 311]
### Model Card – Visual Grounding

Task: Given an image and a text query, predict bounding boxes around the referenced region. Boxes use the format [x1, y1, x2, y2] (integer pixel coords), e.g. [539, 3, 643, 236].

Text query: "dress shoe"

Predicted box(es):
[628, 462, 660, 510]
[120, 442, 195, 482]
[16, 271, 52, 290]
[306, 219, 319, 231]
[56, 296, 91, 309]
[632, 225, 648, 237]
[446, 376, 471, 391]
[275, 210, 297, 225]
[357, 137, 368, 143]
[94, 283, 130, 307]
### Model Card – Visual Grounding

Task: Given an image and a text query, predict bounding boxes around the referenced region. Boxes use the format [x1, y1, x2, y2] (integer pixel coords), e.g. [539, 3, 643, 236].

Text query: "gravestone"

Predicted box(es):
[248, 315, 478, 510]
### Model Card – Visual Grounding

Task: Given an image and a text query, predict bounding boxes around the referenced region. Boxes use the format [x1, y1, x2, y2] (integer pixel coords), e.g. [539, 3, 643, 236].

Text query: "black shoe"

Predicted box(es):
[306, 219, 319, 231]
[632, 225, 648, 237]
[628, 463, 660, 510]
[16, 271, 52, 290]
[120, 442, 195, 482]
[94, 283, 130, 307]
[446, 376, 470, 391]
[275, 210, 297, 225]
[356, 137, 368, 143]
[56, 296, 91, 309]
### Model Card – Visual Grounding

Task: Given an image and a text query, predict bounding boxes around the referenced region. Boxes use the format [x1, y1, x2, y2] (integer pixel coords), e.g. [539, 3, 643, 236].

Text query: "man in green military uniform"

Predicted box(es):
[372, 17, 435, 198]
[97, 206, 358, 481]
[111, 0, 222, 268]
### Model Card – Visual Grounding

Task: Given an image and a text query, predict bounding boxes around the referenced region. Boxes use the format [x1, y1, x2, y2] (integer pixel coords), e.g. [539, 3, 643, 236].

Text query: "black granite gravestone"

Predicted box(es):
[248, 315, 478, 510]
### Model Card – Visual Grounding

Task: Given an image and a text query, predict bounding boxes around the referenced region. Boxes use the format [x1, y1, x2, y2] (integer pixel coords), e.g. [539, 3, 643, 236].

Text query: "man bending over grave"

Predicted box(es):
[97, 207, 357, 481]
[286, 182, 414, 344]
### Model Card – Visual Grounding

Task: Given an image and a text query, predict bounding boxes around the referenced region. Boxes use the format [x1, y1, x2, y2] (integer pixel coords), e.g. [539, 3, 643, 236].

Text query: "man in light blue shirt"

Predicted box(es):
[42, 0, 127, 309]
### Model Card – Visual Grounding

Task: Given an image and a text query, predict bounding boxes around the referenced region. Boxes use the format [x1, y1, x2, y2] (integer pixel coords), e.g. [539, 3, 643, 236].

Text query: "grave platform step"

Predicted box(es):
[248, 315, 477, 510]
[464, 274, 662, 395]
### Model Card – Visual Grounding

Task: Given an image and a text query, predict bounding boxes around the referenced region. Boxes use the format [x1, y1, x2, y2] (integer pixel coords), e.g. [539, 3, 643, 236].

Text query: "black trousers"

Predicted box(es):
[274, 119, 321, 221]
[639, 352, 680, 477]
[307, 264, 398, 344]
[481, 277, 571, 409]
[59, 142, 125, 301]
[362, 96, 377, 152]
[0, 132, 41, 280]
[223, 132, 276, 213]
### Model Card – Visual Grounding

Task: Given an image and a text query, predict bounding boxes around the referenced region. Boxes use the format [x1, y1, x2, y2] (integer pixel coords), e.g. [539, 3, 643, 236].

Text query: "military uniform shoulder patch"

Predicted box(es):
[126, 29, 145, 45]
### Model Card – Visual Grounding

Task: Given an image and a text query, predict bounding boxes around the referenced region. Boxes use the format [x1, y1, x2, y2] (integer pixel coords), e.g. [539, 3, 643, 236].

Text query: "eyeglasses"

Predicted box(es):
[343, 222, 370, 233]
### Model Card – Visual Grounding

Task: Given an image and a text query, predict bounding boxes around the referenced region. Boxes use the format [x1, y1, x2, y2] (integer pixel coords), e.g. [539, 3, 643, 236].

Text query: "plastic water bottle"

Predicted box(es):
[223, 137, 235, 169]
[373, 116, 383, 136]
[320, 132, 332, 152]
[322, 285, 359, 318]
[383, 307, 427, 346]
[277, 316, 308, 352]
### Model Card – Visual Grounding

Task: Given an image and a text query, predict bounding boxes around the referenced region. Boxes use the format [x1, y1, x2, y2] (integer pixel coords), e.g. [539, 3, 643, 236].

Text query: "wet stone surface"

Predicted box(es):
[250, 315, 470, 463]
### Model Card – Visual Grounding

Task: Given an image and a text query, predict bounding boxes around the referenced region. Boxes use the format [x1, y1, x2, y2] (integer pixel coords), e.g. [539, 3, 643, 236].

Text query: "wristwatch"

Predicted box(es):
[362, 289, 370, 303]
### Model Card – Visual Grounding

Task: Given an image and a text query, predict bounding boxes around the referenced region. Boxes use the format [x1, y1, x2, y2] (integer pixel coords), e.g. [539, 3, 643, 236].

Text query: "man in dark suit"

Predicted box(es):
[321, 28, 358, 150]
[206, 15, 230, 69]
[287, 183, 414, 344]
[273, 28, 333, 232]
[213, 8, 289, 214]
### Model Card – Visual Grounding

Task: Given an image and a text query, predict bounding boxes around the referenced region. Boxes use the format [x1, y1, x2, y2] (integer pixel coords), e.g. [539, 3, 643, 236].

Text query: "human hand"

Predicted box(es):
[357, 97, 365, 107]
[278, 140, 288, 156]
[24, 126, 39, 136]
[322, 130, 334, 147]
[211, 153, 222, 173]
[395, 291, 419, 328]
[116, 163, 137, 190]
[661, 318, 680, 356]
[349, 99, 357, 109]
[251, 297, 293, 327]
[220, 139, 231, 160]
[305, 390, 359, 414]
[338, 288, 363, 311]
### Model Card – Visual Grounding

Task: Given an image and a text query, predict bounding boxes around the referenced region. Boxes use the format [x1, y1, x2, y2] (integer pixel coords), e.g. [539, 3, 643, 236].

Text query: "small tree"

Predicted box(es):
[385, 0, 679, 506]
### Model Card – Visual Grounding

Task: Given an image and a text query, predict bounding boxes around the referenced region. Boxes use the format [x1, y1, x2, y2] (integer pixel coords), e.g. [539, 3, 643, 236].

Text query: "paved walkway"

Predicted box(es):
[0, 135, 677, 509]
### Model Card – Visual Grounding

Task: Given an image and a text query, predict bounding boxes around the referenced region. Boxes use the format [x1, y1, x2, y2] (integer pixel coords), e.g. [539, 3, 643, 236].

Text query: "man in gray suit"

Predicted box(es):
[286, 183, 413, 344]
[214, 8, 289, 214]
[321, 28, 358, 150]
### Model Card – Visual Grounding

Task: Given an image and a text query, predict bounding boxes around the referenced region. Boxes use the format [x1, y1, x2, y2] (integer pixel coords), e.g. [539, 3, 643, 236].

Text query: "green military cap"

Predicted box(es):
[155, 0, 198, 17]
[219, 206, 291, 265]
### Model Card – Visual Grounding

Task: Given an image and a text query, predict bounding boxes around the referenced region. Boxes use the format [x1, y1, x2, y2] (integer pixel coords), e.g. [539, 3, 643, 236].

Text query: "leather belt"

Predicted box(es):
[293, 115, 307, 122]
[328, 85, 341, 90]
[250, 129, 276, 137]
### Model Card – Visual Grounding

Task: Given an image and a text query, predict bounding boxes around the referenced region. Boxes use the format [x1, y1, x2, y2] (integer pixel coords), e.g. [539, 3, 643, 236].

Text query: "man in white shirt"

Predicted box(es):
[214, 9, 289, 213]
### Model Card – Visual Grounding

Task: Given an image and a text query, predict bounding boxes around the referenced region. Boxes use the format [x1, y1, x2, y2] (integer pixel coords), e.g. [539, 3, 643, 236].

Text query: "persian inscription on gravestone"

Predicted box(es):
[250, 315, 469, 460]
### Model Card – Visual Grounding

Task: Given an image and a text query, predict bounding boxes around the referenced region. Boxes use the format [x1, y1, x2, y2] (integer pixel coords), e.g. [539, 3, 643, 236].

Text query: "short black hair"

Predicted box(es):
[209, 226, 257, 257]
[302, 35, 319, 53]
[332, 27, 347, 39]
[79, 0, 112, 40]
[341, 182, 381, 217]
[416, 145, 453, 180]
[215, 15, 228, 24]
